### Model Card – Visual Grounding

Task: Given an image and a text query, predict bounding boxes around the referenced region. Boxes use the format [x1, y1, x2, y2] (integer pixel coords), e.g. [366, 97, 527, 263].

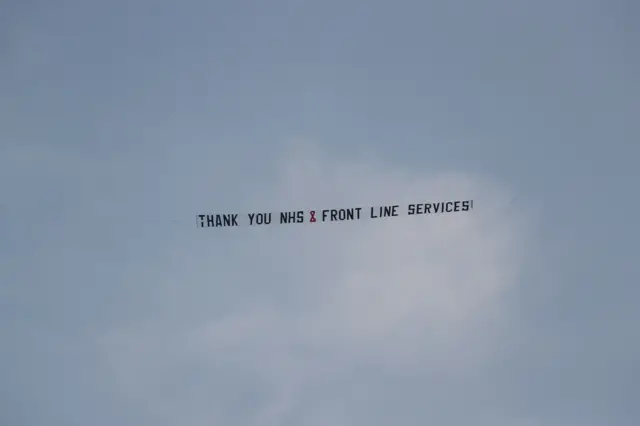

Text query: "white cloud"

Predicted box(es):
[97, 139, 533, 425]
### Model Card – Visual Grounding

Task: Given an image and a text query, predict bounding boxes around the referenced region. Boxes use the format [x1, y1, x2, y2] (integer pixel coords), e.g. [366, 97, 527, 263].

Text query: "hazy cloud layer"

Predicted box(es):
[94, 141, 534, 425]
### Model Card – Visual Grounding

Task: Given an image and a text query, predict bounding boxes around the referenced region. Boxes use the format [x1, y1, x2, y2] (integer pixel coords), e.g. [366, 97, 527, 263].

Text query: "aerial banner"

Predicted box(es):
[197, 199, 474, 228]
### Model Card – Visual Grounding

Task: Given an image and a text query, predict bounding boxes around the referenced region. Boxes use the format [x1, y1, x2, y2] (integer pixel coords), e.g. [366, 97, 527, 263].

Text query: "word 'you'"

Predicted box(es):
[197, 199, 473, 228]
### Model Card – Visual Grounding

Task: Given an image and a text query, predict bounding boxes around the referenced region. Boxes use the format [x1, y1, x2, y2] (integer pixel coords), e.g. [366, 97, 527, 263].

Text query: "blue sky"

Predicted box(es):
[1, 1, 638, 425]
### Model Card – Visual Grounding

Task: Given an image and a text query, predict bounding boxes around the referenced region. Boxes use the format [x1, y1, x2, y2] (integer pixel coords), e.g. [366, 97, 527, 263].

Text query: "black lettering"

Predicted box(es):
[408, 201, 472, 215]
[251, 212, 271, 225]
[325, 208, 359, 221]
[280, 211, 303, 224]
[343, 209, 354, 220]
[371, 205, 399, 219]
[200, 214, 240, 227]
[248, 213, 255, 225]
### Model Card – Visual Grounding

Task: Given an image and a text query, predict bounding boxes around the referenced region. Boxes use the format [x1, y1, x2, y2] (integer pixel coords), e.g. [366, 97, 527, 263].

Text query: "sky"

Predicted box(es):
[0, 0, 638, 425]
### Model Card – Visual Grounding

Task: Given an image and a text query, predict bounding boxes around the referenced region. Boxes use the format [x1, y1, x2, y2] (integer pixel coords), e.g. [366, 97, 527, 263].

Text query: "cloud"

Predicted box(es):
[96, 139, 533, 425]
